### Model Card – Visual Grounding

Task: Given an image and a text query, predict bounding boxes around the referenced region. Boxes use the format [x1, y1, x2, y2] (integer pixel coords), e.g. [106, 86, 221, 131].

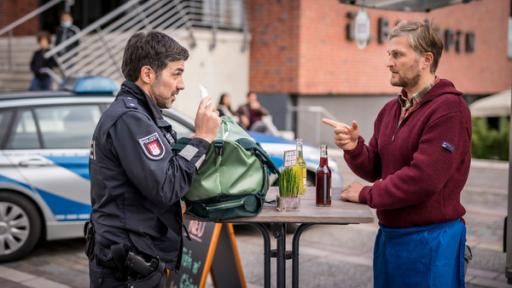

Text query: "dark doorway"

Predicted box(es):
[39, 0, 126, 33]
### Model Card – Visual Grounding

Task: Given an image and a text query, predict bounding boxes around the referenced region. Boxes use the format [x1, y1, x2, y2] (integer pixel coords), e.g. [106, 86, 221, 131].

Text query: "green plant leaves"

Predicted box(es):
[471, 117, 509, 161]
[278, 166, 302, 197]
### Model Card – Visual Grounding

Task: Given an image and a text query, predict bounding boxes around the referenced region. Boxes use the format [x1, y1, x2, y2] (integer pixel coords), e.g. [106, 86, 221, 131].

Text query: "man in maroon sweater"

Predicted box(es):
[324, 20, 471, 287]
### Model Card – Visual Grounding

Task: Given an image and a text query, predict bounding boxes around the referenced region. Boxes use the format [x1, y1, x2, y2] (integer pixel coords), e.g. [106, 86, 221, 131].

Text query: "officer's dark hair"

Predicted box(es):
[122, 31, 189, 82]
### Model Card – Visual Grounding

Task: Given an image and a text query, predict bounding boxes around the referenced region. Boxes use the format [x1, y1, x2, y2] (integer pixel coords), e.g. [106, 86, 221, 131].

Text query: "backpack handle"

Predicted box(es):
[202, 195, 258, 213]
[236, 138, 280, 176]
[220, 119, 230, 140]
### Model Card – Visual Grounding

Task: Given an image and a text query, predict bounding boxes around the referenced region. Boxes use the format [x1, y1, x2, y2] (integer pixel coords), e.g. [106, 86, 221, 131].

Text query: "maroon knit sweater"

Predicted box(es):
[344, 79, 471, 228]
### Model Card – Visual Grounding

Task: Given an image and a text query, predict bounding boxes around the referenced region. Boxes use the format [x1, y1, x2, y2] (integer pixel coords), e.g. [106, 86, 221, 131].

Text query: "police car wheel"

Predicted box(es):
[0, 192, 42, 262]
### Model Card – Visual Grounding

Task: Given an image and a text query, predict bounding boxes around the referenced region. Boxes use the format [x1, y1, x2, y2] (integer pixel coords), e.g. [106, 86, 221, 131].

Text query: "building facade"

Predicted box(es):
[249, 0, 512, 143]
[1, 0, 511, 143]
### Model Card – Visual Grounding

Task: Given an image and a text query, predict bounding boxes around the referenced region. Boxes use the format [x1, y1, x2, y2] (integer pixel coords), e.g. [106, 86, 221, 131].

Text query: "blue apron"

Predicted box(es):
[374, 219, 466, 288]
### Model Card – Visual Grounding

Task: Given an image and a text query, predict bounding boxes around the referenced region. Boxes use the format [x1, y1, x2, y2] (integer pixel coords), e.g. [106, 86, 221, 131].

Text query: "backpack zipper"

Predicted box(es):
[205, 198, 246, 211]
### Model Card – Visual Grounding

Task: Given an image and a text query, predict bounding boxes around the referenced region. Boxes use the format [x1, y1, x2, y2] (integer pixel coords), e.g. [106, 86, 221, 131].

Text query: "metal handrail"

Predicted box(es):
[43, 0, 246, 81]
[59, 0, 170, 69]
[58, 0, 239, 65]
[64, 1, 187, 75]
[46, 0, 212, 59]
[56, 0, 162, 65]
[0, 0, 65, 72]
[44, 0, 141, 58]
[0, 0, 64, 36]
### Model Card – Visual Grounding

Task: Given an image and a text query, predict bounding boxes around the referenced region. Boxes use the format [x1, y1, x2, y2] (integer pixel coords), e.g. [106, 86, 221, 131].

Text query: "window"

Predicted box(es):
[163, 116, 194, 139]
[197, 0, 244, 30]
[6, 110, 40, 149]
[0, 110, 13, 147]
[34, 105, 101, 148]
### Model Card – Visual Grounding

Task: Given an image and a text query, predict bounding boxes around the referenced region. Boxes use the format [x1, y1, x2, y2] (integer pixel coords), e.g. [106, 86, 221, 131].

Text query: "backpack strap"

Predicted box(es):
[236, 138, 280, 176]
[175, 137, 279, 175]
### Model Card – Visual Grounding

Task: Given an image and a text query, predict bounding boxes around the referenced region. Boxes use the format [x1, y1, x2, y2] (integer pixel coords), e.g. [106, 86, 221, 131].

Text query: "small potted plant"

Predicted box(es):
[277, 165, 302, 211]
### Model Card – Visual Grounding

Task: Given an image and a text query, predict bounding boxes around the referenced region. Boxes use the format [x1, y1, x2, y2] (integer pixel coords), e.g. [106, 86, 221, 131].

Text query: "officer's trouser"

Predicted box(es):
[89, 258, 172, 288]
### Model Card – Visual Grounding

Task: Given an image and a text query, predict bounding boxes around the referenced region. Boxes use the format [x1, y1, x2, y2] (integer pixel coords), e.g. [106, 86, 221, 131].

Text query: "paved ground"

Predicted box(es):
[0, 158, 510, 287]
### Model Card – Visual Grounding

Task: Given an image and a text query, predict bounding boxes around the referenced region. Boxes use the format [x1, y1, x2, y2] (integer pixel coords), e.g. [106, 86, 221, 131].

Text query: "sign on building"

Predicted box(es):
[354, 8, 370, 49]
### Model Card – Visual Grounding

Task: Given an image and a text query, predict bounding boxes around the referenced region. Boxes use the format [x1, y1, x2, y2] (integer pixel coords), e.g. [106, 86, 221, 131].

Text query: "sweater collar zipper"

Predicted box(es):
[392, 81, 437, 142]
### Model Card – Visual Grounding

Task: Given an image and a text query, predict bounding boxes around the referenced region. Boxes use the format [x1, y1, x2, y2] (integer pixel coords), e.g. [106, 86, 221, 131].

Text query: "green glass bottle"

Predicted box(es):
[296, 138, 307, 194]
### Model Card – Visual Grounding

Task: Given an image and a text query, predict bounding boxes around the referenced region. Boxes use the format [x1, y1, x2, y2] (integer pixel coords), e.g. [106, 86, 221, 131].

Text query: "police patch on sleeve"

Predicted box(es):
[138, 133, 166, 160]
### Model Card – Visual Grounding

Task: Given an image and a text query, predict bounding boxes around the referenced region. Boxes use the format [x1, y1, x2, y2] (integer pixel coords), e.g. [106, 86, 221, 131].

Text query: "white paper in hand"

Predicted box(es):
[199, 84, 211, 107]
[199, 84, 208, 98]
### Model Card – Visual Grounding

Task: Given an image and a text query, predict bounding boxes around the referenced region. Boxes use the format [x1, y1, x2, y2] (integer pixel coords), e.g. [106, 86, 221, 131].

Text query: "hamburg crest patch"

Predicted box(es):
[138, 133, 165, 160]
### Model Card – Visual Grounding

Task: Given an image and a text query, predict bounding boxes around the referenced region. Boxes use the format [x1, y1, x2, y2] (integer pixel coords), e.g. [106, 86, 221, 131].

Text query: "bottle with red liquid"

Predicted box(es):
[316, 144, 332, 206]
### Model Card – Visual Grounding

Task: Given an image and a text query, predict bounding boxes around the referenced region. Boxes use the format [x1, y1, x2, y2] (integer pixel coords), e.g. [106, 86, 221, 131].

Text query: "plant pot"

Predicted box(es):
[276, 196, 301, 212]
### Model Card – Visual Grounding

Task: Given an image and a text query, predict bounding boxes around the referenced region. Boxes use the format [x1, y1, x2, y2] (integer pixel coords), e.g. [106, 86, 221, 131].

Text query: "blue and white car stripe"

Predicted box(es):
[46, 156, 91, 181]
[1, 134, 342, 227]
[1, 151, 92, 222]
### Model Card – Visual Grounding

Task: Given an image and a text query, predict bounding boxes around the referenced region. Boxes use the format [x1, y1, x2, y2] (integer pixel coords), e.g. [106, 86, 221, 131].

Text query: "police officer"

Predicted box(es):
[87, 31, 220, 287]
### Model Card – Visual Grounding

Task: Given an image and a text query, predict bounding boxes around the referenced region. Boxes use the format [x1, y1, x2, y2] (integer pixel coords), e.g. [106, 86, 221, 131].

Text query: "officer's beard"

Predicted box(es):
[149, 83, 176, 109]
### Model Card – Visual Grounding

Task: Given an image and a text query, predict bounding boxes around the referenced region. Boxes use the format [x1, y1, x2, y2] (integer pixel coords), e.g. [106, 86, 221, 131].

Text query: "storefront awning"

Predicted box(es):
[470, 90, 511, 118]
[338, 0, 473, 12]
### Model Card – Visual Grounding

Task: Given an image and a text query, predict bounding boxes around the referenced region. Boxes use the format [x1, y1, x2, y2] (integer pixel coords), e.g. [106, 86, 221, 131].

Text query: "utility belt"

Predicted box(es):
[84, 221, 172, 287]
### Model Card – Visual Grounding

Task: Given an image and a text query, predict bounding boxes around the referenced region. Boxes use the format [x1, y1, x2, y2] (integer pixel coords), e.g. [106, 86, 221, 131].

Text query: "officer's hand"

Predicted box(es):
[322, 118, 359, 151]
[194, 96, 220, 143]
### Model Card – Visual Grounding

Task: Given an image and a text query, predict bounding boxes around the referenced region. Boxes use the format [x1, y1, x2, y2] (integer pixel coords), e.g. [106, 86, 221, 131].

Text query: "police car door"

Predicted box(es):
[0, 110, 23, 190]
[3, 105, 101, 237]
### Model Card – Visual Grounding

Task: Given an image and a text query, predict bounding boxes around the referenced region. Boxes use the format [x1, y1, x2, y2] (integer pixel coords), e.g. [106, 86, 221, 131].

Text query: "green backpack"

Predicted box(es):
[174, 116, 279, 221]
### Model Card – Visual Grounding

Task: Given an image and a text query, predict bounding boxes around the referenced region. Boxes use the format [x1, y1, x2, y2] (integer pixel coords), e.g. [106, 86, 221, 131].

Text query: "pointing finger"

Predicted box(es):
[322, 118, 350, 129]
[322, 118, 341, 128]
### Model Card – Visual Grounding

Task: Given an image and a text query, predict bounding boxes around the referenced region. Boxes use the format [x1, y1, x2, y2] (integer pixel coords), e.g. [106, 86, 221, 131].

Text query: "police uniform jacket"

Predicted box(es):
[89, 81, 209, 269]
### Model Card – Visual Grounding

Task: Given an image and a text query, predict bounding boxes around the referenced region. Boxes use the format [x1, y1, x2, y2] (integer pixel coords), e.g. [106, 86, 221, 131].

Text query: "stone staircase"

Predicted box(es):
[0, 36, 38, 91]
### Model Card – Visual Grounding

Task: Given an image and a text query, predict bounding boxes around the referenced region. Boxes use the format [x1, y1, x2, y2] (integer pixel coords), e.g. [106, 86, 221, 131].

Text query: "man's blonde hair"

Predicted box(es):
[389, 20, 444, 73]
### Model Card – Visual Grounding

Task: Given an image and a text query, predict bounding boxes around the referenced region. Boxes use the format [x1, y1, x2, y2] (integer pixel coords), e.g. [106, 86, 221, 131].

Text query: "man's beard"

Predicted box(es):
[160, 97, 174, 109]
[154, 90, 177, 109]
[391, 71, 421, 90]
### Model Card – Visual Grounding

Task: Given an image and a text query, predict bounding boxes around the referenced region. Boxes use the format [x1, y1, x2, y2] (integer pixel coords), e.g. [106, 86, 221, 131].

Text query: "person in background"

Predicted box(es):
[217, 92, 236, 117]
[323, 20, 472, 287]
[55, 11, 80, 57]
[237, 91, 269, 132]
[29, 31, 58, 91]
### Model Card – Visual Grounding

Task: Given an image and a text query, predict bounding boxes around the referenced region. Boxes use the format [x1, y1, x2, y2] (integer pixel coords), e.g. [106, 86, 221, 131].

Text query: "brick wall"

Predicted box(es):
[430, 0, 512, 95]
[249, 0, 512, 96]
[0, 0, 39, 36]
[248, 0, 301, 93]
[297, 0, 426, 95]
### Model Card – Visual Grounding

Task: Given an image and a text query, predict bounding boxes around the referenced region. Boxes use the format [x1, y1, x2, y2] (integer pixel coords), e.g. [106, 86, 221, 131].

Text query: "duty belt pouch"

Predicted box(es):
[83, 221, 95, 259]
[127, 261, 166, 288]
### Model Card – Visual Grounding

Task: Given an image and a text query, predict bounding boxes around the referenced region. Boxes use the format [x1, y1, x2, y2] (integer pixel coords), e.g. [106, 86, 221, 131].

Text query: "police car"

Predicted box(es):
[0, 77, 342, 261]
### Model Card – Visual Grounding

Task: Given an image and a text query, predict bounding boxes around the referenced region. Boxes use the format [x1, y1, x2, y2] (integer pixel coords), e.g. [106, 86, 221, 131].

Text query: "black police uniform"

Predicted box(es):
[88, 81, 209, 287]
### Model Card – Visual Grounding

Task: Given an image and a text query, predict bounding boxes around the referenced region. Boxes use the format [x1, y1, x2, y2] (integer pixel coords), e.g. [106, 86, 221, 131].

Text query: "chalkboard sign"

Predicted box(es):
[170, 219, 246, 288]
